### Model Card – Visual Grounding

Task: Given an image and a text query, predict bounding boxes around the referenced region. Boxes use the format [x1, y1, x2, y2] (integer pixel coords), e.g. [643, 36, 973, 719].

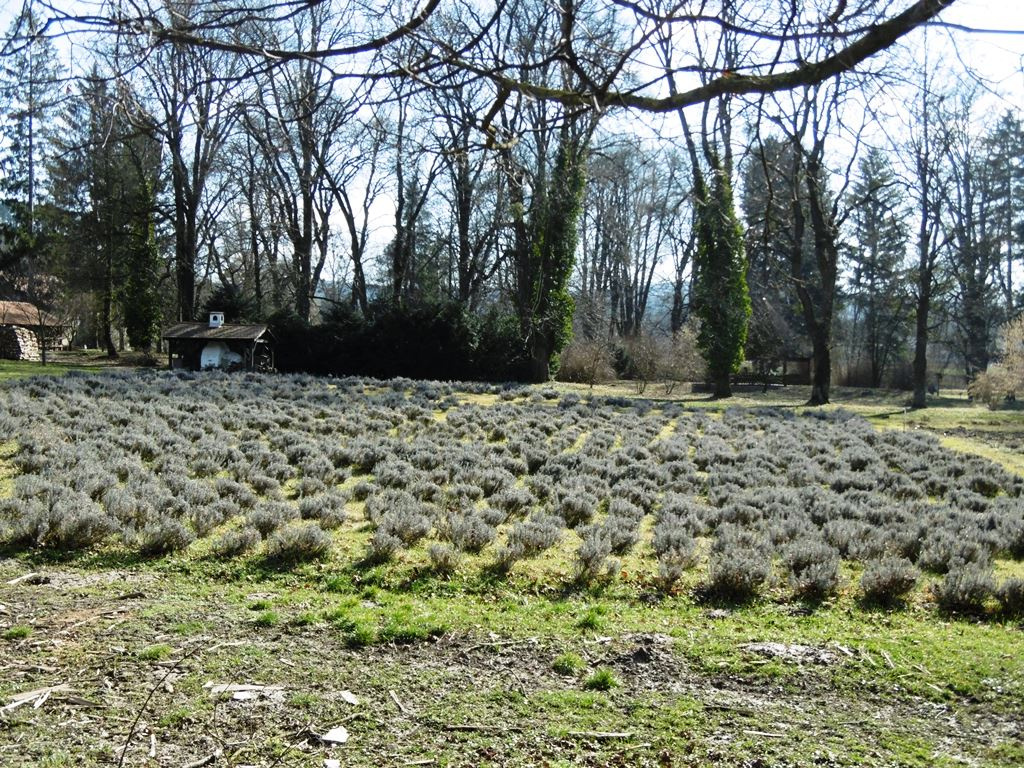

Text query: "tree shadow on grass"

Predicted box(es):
[0, 540, 156, 572]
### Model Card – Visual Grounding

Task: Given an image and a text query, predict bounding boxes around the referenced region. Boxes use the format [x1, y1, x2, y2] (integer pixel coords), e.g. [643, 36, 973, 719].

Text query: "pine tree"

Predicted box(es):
[121, 177, 162, 352]
[693, 158, 751, 398]
[846, 147, 910, 387]
[0, 3, 62, 266]
[48, 72, 161, 355]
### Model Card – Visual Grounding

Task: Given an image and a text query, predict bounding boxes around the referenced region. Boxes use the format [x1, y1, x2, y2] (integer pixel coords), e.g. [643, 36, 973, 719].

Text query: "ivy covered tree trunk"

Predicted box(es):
[122, 180, 162, 352]
[516, 129, 587, 383]
[692, 159, 750, 399]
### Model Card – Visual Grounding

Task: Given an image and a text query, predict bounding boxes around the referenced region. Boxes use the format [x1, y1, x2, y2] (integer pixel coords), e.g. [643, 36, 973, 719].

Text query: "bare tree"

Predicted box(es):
[114, 4, 243, 322]
[900, 53, 954, 408]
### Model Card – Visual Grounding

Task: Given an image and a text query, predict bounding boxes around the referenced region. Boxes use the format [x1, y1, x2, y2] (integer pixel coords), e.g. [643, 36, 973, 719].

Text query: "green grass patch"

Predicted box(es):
[551, 651, 585, 676]
[582, 667, 618, 691]
[137, 643, 173, 661]
[3, 624, 32, 640]
[574, 604, 606, 631]
[252, 609, 281, 627]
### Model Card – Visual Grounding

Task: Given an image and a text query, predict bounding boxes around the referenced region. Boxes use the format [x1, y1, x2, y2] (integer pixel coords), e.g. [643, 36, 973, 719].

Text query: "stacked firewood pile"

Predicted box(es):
[0, 325, 41, 361]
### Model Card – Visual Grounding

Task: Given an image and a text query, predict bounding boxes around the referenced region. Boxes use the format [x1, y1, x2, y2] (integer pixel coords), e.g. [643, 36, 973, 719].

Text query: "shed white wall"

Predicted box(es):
[201, 341, 243, 370]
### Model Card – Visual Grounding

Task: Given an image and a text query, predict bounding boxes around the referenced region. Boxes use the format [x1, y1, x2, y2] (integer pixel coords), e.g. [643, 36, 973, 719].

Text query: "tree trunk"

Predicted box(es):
[712, 372, 732, 398]
[528, 332, 552, 383]
[911, 283, 930, 408]
[808, 327, 831, 405]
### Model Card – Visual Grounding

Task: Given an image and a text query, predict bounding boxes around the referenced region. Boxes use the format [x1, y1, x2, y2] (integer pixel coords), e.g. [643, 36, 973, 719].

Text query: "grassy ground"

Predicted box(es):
[0, 350, 155, 382]
[1, 374, 1023, 766]
[2, 541, 1022, 767]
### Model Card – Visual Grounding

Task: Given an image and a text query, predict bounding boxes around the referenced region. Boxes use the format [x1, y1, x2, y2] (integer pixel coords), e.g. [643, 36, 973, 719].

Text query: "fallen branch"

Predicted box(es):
[567, 731, 632, 739]
[2, 684, 71, 712]
[6, 572, 47, 585]
[117, 645, 202, 768]
[182, 750, 223, 768]
[389, 689, 411, 715]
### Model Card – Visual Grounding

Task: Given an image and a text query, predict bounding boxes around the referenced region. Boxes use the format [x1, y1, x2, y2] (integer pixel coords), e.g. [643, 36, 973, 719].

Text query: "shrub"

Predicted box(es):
[298, 492, 348, 529]
[602, 516, 640, 557]
[492, 542, 525, 575]
[574, 525, 617, 585]
[428, 542, 461, 575]
[201, 496, 240, 528]
[18, 497, 120, 551]
[784, 539, 841, 600]
[706, 529, 772, 602]
[478, 505, 508, 527]
[210, 527, 261, 558]
[918, 529, 990, 574]
[447, 514, 497, 553]
[932, 564, 995, 614]
[266, 522, 332, 562]
[249, 474, 282, 496]
[377, 506, 433, 546]
[967, 366, 1017, 409]
[139, 520, 195, 556]
[248, 501, 299, 536]
[556, 339, 615, 386]
[996, 578, 1024, 617]
[506, 514, 563, 557]
[294, 476, 328, 498]
[860, 556, 919, 606]
[367, 529, 403, 563]
[558, 492, 598, 528]
[474, 467, 515, 496]
[654, 544, 697, 593]
[351, 480, 374, 501]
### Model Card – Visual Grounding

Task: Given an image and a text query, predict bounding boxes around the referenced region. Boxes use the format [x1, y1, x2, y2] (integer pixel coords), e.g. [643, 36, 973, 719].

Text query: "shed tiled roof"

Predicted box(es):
[0, 300, 61, 327]
[162, 322, 271, 341]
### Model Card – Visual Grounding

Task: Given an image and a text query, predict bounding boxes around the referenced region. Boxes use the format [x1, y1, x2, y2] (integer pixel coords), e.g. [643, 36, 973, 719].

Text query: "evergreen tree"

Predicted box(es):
[0, 3, 63, 269]
[846, 147, 911, 387]
[741, 137, 810, 367]
[984, 111, 1024, 314]
[692, 158, 751, 398]
[48, 72, 161, 355]
[121, 177, 162, 352]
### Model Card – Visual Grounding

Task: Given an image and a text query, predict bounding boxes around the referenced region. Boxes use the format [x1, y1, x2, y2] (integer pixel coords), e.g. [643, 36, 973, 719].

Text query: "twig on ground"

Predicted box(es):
[117, 644, 202, 768]
[567, 731, 633, 739]
[182, 750, 222, 768]
[389, 689, 412, 715]
[459, 637, 538, 655]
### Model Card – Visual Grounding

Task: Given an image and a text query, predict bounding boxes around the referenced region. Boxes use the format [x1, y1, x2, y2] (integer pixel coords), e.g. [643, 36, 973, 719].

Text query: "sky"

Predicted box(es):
[926, 0, 1024, 103]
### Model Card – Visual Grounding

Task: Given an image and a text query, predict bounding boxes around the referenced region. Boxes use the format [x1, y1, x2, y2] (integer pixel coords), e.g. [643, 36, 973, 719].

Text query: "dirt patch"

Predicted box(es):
[739, 642, 839, 666]
[943, 426, 1024, 453]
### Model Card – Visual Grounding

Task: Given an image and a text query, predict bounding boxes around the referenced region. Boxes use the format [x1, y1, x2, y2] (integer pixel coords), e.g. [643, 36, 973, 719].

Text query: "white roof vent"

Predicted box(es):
[208, 311, 225, 328]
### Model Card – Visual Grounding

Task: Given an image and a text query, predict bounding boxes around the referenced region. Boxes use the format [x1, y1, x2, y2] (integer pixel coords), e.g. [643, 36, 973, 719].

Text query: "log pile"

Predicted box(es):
[0, 325, 42, 361]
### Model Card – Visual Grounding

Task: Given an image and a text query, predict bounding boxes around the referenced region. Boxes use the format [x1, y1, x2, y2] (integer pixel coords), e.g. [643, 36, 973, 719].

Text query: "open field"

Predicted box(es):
[1, 370, 1023, 766]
